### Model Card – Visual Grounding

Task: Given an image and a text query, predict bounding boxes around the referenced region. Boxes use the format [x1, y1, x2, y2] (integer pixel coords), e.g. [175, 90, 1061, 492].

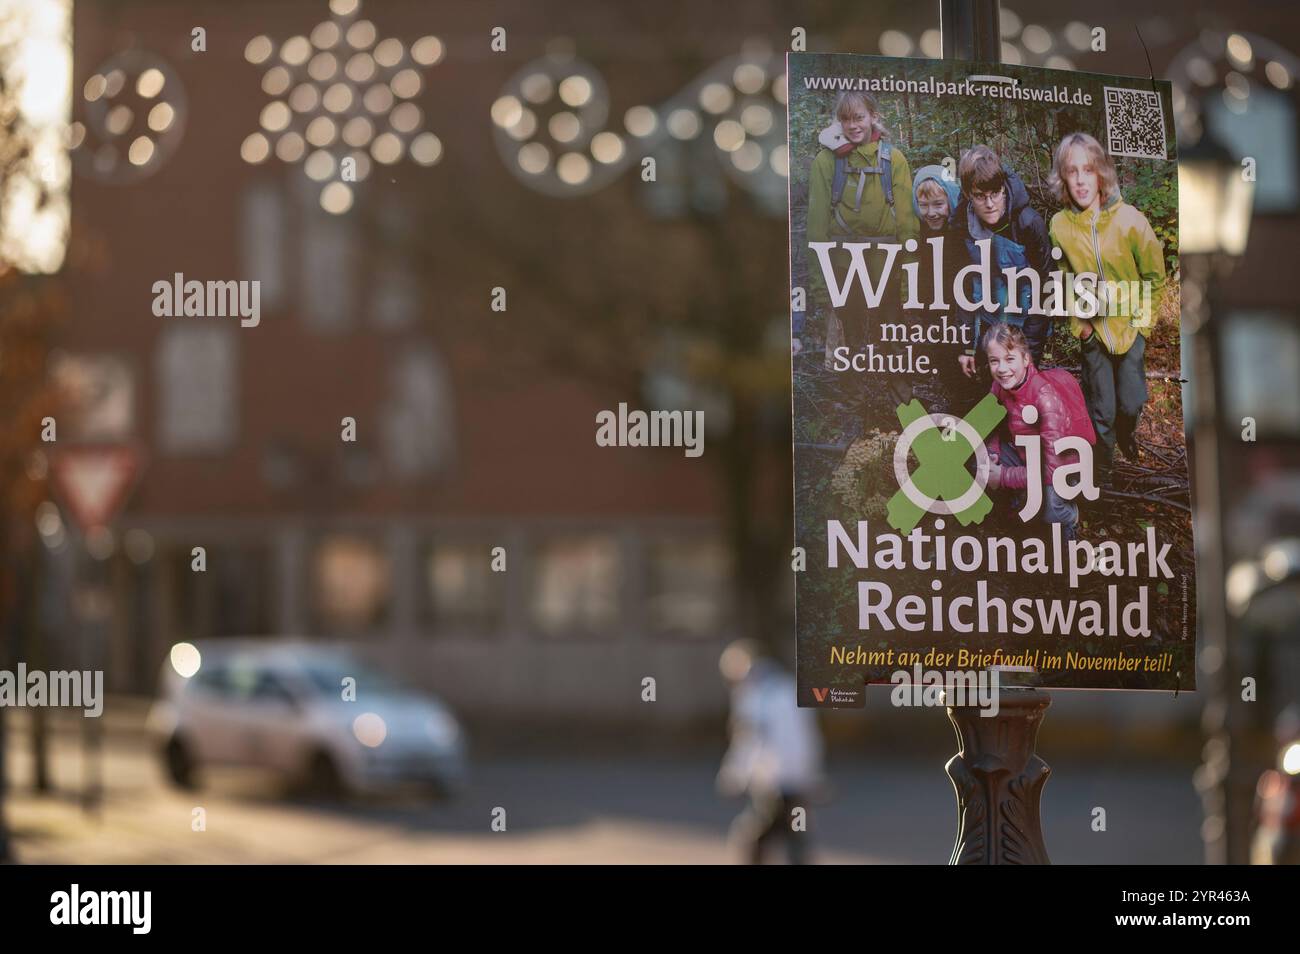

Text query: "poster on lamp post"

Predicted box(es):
[787, 53, 1192, 705]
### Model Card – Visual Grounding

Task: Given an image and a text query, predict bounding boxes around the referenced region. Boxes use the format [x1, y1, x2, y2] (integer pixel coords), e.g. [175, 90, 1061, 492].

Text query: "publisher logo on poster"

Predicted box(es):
[810, 686, 862, 706]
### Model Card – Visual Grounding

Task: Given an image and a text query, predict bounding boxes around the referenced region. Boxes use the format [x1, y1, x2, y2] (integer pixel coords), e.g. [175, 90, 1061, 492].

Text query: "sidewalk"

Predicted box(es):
[4, 707, 873, 864]
[3, 698, 1201, 864]
[9, 792, 873, 864]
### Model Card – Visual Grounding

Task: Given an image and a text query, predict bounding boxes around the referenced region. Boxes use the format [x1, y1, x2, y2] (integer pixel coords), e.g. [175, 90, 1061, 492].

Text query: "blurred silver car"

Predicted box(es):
[148, 640, 466, 797]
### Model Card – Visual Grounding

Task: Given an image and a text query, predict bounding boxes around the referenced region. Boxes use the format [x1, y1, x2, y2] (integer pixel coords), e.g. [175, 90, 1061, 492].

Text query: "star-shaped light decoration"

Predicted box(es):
[241, 0, 444, 214]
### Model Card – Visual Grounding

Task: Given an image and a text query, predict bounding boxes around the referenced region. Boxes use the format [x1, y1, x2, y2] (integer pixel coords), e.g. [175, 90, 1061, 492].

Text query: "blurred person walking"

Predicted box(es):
[717, 640, 824, 864]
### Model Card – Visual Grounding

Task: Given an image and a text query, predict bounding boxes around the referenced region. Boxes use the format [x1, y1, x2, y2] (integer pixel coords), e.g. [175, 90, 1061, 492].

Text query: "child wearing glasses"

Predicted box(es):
[954, 145, 1054, 381]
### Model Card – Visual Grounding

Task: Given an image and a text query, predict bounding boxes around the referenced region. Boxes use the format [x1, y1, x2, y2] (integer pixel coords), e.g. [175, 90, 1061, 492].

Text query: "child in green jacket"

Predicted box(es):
[1048, 132, 1167, 480]
[799, 91, 919, 407]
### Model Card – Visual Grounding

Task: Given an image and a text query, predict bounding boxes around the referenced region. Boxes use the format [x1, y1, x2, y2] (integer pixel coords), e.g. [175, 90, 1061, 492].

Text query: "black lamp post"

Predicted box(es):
[1180, 125, 1255, 864]
[935, 0, 1056, 866]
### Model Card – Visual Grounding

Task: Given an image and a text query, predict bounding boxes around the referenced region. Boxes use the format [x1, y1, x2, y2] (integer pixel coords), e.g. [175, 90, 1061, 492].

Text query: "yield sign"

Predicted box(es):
[49, 446, 142, 532]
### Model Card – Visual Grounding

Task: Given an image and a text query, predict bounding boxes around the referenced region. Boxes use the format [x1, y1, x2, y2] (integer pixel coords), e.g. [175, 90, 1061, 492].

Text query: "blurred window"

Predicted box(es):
[646, 538, 732, 639]
[529, 535, 622, 637]
[422, 539, 506, 634]
[241, 181, 285, 310]
[371, 258, 417, 329]
[216, 659, 295, 704]
[192, 664, 231, 697]
[300, 661, 398, 697]
[369, 198, 418, 330]
[223, 659, 261, 699]
[309, 533, 392, 632]
[170, 543, 272, 638]
[157, 326, 237, 453]
[214, 545, 272, 636]
[1205, 85, 1298, 213]
[299, 176, 355, 331]
[381, 348, 456, 479]
[251, 671, 296, 706]
[50, 353, 135, 441]
[1222, 312, 1300, 437]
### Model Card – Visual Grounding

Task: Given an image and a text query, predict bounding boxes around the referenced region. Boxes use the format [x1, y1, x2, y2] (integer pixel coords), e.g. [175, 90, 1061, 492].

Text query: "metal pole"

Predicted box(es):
[76, 536, 106, 818]
[941, 0, 1002, 63]
[1189, 255, 1248, 864]
[939, 0, 1052, 865]
[946, 684, 1052, 863]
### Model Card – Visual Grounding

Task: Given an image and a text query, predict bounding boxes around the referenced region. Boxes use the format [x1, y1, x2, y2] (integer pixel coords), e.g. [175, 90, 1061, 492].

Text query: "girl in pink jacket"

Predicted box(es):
[982, 322, 1097, 541]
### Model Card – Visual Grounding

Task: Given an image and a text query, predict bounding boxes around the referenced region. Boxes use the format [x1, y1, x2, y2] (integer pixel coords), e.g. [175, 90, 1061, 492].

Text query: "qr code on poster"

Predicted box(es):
[1104, 86, 1167, 159]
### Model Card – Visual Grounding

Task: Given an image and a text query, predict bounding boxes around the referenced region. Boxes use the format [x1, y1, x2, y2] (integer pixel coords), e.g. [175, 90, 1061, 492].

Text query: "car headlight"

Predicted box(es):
[352, 712, 388, 748]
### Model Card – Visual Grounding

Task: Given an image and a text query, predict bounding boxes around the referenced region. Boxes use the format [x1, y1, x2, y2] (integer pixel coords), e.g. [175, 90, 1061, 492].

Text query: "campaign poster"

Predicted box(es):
[788, 53, 1193, 704]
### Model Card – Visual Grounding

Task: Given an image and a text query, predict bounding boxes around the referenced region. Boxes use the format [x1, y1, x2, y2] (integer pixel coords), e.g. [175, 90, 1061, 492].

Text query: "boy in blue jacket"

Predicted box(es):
[954, 145, 1053, 379]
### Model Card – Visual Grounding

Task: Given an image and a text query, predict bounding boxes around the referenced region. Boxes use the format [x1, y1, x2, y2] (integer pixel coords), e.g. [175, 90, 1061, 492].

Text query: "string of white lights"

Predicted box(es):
[491, 45, 788, 198]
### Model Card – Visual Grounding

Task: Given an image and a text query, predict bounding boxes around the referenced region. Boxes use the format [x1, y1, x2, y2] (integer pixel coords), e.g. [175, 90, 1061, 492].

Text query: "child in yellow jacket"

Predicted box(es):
[1047, 132, 1167, 480]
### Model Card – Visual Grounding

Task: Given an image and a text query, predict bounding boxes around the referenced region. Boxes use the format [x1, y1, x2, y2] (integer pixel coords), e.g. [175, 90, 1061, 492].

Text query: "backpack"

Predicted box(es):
[832, 142, 893, 207]
[818, 123, 896, 235]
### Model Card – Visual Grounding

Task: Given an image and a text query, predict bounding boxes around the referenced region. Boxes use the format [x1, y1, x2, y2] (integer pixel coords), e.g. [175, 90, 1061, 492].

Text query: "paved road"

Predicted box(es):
[3, 711, 1203, 864]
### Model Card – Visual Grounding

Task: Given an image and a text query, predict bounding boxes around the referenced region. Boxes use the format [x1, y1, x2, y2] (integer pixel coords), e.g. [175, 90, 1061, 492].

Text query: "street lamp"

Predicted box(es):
[1178, 130, 1255, 256]
[1180, 123, 1256, 865]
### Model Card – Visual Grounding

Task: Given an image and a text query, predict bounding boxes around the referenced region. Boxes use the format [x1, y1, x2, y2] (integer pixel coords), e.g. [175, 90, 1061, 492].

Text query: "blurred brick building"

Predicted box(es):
[49, 0, 1300, 736]
[58, 0, 767, 725]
